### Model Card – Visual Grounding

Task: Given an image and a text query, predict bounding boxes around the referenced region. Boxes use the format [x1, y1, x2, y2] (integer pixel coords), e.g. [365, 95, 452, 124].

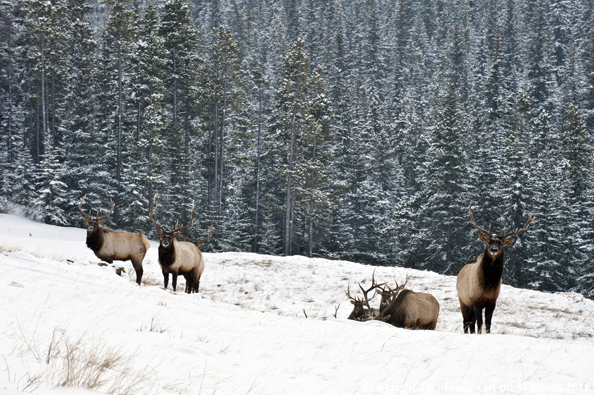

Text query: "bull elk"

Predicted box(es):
[375, 278, 440, 330]
[456, 203, 535, 334]
[347, 274, 439, 330]
[346, 272, 384, 321]
[79, 195, 150, 285]
[149, 194, 211, 293]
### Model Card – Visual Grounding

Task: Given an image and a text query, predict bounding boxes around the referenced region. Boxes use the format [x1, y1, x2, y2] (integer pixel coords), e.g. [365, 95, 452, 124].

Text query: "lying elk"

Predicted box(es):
[376, 278, 440, 330]
[346, 272, 384, 321]
[149, 194, 212, 293]
[347, 275, 439, 330]
[456, 203, 535, 334]
[79, 195, 150, 285]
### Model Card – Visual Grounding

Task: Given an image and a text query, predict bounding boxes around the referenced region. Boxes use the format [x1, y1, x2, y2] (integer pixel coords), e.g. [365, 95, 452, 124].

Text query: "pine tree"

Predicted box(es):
[122, 1, 167, 233]
[269, 38, 332, 256]
[60, 0, 102, 223]
[99, 0, 137, 225]
[415, 82, 469, 274]
[158, 0, 202, 222]
[525, 109, 573, 292]
[561, 105, 594, 297]
[497, 92, 534, 287]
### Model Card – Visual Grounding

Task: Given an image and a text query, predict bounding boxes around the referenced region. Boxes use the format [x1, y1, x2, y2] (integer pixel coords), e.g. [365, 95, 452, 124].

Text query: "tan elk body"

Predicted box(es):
[378, 289, 439, 330]
[456, 203, 534, 334]
[79, 195, 150, 285]
[149, 195, 212, 293]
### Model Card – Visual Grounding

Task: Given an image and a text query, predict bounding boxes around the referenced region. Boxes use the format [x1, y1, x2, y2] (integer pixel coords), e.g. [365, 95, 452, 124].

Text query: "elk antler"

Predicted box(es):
[96, 198, 115, 222]
[149, 194, 167, 234]
[78, 194, 92, 221]
[501, 213, 535, 239]
[358, 271, 385, 313]
[195, 225, 213, 247]
[180, 225, 214, 247]
[170, 201, 195, 236]
[79, 195, 113, 223]
[346, 270, 385, 320]
[468, 202, 491, 235]
[149, 194, 195, 236]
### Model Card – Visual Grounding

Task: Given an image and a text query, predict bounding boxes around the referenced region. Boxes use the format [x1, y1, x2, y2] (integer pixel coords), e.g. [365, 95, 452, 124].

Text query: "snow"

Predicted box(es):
[1, 213, 594, 394]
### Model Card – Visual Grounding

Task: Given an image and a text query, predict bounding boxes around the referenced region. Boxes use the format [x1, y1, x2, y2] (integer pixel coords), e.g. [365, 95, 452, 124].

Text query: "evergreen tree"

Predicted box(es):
[99, 0, 137, 224]
[60, 0, 102, 223]
[158, 0, 202, 222]
[122, 1, 167, 232]
[269, 38, 331, 256]
[415, 82, 469, 274]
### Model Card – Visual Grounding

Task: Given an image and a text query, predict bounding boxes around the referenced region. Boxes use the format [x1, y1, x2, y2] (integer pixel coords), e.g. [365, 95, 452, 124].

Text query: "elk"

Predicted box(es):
[79, 195, 150, 285]
[375, 278, 440, 330]
[149, 194, 211, 293]
[346, 272, 384, 321]
[456, 203, 535, 334]
[347, 275, 439, 330]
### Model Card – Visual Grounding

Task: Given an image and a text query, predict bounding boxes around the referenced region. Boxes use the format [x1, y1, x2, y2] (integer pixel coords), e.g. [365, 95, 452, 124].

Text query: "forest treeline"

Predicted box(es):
[1, 0, 594, 298]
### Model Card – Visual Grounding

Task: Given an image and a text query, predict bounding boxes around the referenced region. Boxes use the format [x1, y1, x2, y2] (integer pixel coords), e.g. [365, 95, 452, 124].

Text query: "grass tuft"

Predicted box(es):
[12, 327, 153, 395]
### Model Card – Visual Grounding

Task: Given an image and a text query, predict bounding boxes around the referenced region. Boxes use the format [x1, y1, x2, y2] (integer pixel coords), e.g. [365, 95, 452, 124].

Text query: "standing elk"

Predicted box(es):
[79, 195, 150, 285]
[456, 203, 535, 334]
[347, 274, 439, 330]
[149, 194, 211, 293]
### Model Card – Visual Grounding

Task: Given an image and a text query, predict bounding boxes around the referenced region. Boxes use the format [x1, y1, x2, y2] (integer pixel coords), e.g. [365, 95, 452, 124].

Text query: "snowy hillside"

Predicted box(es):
[1, 213, 594, 394]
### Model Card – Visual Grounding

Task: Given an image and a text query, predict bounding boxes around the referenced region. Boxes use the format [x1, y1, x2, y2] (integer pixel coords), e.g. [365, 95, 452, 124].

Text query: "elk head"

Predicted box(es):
[149, 194, 195, 248]
[346, 271, 385, 321]
[79, 194, 114, 233]
[468, 202, 535, 262]
[377, 276, 409, 315]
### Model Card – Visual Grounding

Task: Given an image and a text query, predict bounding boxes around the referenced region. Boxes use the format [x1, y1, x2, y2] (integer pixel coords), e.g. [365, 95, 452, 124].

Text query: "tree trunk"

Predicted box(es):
[51, 65, 55, 145]
[40, 33, 47, 158]
[308, 136, 317, 257]
[284, 100, 299, 256]
[219, 78, 228, 214]
[116, 32, 123, 221]
[7, 39, 13, 164]
[253, 86, 263, 252]
[173, 47, 177, 132]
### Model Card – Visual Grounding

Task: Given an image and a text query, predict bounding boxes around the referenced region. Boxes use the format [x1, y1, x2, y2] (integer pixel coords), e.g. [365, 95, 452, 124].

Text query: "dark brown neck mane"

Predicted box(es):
[86, 227, 107, 252]
[158, 240, 177, 267]
[480, 245, 504, 288]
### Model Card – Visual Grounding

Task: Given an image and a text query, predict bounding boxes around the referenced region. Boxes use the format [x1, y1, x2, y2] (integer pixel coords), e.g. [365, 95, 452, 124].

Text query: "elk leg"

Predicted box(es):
[133, 262, 143, 285]
[163, 272, 169, 290]
[473, 301, 484, 334]
[485, 302, 496, 333]
[195, 276, 200, 293]
[172, 273, 178, 292]
[184, 274, 193, 294]
[460, 299, 475, 334]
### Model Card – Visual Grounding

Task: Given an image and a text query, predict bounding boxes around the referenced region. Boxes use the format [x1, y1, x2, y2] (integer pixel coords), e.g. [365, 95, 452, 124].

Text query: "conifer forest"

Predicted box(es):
[2, 0, 594, 298]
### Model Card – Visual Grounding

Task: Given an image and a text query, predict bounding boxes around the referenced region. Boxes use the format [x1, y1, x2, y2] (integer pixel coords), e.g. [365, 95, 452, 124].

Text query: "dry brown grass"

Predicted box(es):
[140, 272, 161, 287]
[12, 327, 154, 395]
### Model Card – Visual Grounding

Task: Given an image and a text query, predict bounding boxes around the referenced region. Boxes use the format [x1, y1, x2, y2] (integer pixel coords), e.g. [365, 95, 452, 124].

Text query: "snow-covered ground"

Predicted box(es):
[1, 213, 593, 394]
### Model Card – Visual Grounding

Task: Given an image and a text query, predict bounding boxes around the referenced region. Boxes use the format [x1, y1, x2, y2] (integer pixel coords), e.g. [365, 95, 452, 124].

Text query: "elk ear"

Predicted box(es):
[154, 230, 163, 237]
[478, 233, 490, 244]
[503, 238, 515, 246]
[350, 299, 356, 305]
[97, 218, 106, 225]
[82, 217, 90, 224]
